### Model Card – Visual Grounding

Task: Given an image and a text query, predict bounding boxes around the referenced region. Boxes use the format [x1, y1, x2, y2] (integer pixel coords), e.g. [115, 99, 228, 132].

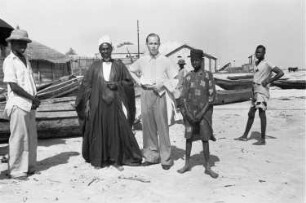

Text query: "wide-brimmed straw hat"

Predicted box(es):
[177, 59, 186, 65]
[6, 29, 32, 43]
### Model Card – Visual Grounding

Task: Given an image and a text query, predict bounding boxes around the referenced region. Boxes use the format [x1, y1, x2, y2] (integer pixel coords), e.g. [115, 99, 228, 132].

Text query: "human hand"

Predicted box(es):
[186, 111, 197, 124]
[32, 96, 41, 108]
[261, 79, 270, 87]
[106, 81, 118, 90]
[194, 112, 203, 122]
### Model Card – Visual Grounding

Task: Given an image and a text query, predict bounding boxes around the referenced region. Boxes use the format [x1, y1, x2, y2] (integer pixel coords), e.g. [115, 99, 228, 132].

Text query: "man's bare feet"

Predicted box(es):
[235, 136, 248, 141]
[177, 165, 191, 174]
[253, 139, 266, 145]
[204, 168, 218, 178]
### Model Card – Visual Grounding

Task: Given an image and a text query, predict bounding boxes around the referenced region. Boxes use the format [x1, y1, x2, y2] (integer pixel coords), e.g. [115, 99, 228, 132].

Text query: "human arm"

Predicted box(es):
[75, 64, 94, 119]
[195, 72, 215, 121]
[179, 75, 197, 124]
[9, 82, 40, 109]
[153, 59, 178, 93]
[262, 66, 284, 87]
[128, 60, 142, 86]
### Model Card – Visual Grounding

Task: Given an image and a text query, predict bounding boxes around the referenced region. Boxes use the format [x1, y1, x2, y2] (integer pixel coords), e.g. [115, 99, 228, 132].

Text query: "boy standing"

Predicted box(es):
[177, 49, 218, 178]
[236, 45, 284, 145]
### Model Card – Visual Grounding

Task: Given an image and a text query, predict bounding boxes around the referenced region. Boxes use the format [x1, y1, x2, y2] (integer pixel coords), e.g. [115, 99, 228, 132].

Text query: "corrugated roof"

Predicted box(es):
[26, 41, 70, 63]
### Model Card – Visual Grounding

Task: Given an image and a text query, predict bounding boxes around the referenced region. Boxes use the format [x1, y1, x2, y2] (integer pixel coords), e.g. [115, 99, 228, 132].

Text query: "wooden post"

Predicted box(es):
[137, 20, 140, 59]
[209, 58, 212, 72]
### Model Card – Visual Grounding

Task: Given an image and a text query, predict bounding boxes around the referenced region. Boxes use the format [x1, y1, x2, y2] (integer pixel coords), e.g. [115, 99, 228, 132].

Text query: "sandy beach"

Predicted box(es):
[0, 88, 305, 203]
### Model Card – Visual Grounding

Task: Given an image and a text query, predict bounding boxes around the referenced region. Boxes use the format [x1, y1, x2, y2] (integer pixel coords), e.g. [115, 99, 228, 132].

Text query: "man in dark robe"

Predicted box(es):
[75, 35, 142, 170]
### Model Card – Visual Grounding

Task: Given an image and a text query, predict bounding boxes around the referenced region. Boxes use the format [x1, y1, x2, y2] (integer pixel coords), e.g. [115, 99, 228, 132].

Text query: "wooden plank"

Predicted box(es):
[0, 118, 81, 142]
[36, 111, 77, 120]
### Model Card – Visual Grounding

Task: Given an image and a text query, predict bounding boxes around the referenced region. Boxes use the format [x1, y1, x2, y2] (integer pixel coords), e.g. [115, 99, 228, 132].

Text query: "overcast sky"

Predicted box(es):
[0, 0, 305, 68]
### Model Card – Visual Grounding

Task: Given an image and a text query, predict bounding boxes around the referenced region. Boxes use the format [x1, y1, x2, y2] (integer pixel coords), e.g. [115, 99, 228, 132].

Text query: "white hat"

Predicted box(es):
[98, 35, 112, 47]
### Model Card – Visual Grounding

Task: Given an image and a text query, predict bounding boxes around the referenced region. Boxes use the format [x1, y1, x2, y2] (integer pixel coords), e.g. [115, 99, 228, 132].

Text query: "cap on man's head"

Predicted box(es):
[190, 49, 204, 59]
[177, 59, 186, 65]
[6, 29, 32, 43]
[98, 35, 112, 47]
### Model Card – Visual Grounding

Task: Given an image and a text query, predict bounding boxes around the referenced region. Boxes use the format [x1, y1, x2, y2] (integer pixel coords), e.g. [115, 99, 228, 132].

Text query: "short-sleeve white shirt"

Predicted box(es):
[253, 59, 275, 85]
[3, 52, 37, 112]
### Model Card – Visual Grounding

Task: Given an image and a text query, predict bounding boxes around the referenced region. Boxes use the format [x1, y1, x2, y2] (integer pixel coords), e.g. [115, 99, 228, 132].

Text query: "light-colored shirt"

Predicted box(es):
[102, 61, 112, 81]
[253, 59, 275, 85]
[129, 54, 178, 87]
[3, 52, 37, 113]
[253, 59, 275, 98]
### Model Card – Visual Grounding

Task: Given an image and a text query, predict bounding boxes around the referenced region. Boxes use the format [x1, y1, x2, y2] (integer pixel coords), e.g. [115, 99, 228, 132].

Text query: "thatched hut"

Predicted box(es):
[0, 41, 71, 88]
[26, 41, 71, 84]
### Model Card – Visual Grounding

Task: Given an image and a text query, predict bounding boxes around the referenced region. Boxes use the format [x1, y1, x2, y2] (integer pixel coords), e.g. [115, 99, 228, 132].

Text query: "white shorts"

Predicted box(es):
[251, 92, 268, 111]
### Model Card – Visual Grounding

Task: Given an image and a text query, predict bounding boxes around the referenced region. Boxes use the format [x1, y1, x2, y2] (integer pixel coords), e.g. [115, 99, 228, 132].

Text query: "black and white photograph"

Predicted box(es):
[0, 0, 305, 202]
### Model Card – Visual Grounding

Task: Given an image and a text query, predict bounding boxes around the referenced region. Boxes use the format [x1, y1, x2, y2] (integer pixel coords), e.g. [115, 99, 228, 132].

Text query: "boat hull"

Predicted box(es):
[214, 77, 253, 90]
[214, 89, 252, 105]
[272, 80, 306, 89]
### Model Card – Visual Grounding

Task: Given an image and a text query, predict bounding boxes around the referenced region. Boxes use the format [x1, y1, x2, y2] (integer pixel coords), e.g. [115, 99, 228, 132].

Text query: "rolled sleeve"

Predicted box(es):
[129, 59, 141, 73]
[3, 59, 17, 83]
[166, 61, 178, 79]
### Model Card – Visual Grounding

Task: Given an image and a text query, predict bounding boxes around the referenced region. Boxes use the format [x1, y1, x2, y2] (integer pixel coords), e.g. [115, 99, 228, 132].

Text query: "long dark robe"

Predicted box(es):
[75, 59, 142, 167]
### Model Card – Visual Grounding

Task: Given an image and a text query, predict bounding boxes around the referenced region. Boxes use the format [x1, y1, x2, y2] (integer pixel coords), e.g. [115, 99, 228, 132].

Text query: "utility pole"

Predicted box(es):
[137, 20, 140, 58]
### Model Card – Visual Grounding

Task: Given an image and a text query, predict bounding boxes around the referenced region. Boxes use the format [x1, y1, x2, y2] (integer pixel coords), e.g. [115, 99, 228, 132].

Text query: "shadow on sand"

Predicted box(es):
[0, 151, 80, 180]
[248, 131, 277, 144]
[36, 151, 79, 172]
[38, 138, 67, 147]
[171, 145, 220, 170]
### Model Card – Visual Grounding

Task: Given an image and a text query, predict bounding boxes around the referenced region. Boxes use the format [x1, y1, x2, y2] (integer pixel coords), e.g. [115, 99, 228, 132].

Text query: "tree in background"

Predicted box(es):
[65, 48, 77, 56]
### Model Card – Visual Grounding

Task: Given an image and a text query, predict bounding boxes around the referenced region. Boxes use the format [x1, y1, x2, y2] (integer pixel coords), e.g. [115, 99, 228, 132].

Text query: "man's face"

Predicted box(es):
[255, 47, 265, 60]
[191, 57, 202, 71]
[146, 36, 160, 56]
[10, 40, 28, 55]
[99, 43, 112, 60]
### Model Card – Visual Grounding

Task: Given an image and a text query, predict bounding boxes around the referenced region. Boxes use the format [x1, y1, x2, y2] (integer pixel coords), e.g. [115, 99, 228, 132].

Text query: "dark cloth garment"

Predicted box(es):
[180, 69, 216, 141]
[75, 59, 142, 167]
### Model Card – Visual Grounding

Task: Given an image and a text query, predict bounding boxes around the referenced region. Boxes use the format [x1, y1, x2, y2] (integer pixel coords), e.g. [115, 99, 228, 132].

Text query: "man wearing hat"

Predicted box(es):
[174, 59, 188, 99]
[177, 49, 218, 178]
[3, 29, 40, 180]
[75, 35, 142, 171]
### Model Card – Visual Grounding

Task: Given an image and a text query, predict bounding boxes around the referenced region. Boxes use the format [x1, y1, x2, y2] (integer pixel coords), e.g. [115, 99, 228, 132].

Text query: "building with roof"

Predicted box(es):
[164, 44, 218, 73]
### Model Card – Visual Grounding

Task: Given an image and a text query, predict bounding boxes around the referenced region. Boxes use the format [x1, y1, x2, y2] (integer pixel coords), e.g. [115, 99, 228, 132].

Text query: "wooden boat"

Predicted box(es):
[214, 77, 253, 90]
[272, 79, 306, 89]
[37, 76, 83, 100]
[36, 81, 54, 91]
[227, 74, 254, 80]
[0, 96, 81, 143]
[214, 89, 252, 105]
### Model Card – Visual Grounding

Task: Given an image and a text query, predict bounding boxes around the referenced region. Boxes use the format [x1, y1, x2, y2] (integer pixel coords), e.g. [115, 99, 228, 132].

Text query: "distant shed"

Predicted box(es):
[165, 44, 218, 73]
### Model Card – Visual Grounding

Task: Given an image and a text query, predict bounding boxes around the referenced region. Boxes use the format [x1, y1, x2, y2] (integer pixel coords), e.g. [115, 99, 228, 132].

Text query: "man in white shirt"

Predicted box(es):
[3, 29, 40, 180]
[129, 33, 178, 170]
[236, 45, 284, 145]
